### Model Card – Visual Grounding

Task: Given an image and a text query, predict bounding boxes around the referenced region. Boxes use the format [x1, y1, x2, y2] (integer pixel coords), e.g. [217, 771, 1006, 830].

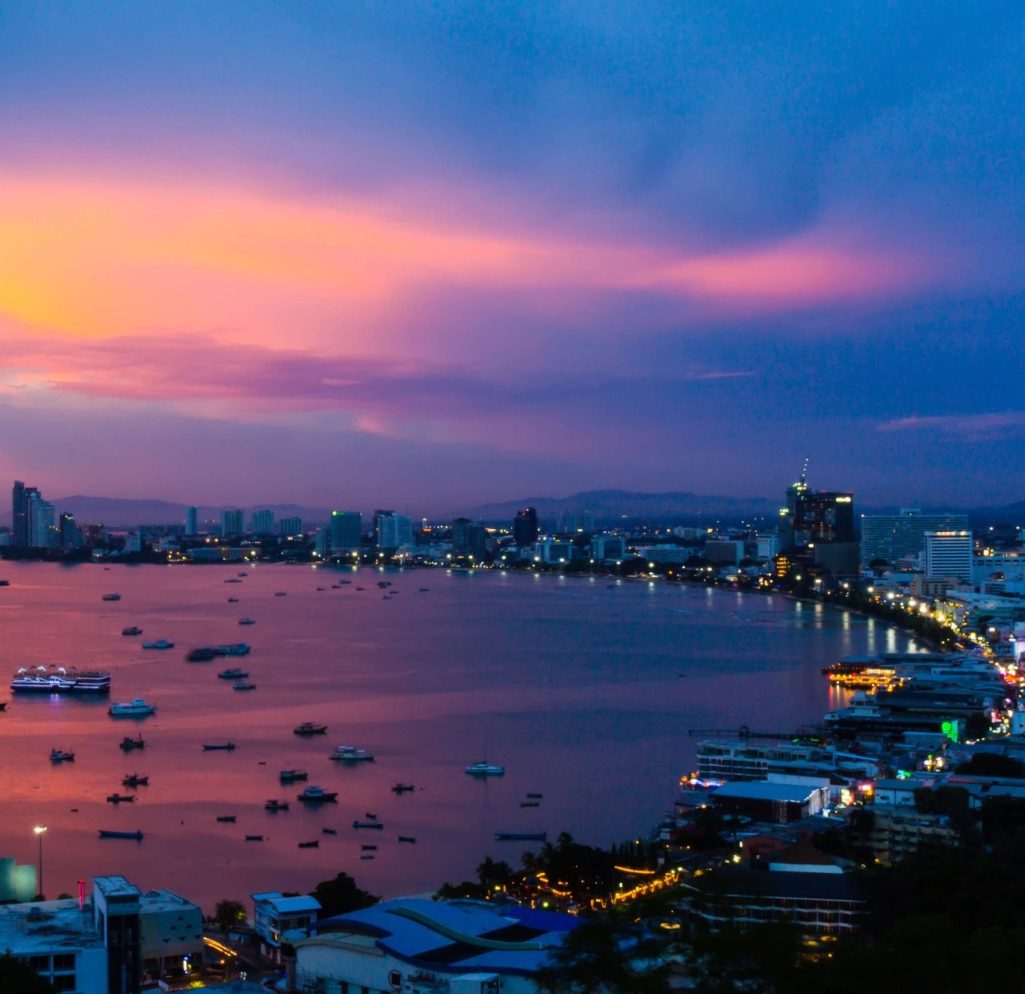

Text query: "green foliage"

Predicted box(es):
[213, 899, 247, 931]
[0, 954, 56, 994]
[686, 921, 802, 994]
[310, 872, 379, 919]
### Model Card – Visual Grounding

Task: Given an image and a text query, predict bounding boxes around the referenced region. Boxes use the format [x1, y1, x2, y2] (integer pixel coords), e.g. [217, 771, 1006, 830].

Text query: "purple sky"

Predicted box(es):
[1, 2, 1023, 511]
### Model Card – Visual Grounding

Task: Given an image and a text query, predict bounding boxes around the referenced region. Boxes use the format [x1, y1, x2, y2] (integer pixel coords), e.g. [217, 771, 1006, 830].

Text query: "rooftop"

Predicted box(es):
[0, 899, 103, 955]
[251, 892, 321, 915]
[94, 875, 141, 899]
[713, 781, 823, 804]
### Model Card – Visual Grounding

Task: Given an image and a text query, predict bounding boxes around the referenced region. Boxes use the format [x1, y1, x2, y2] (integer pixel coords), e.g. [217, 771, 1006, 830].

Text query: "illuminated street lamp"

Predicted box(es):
[33, 825, 47, 899]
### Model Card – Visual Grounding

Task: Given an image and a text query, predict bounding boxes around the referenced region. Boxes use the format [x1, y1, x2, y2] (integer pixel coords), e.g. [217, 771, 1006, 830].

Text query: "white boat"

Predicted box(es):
[109, 698, 156, 717]
[465, 761, 505, 777]
[11, 666, 111, 695]
[330, 744, 375, 762]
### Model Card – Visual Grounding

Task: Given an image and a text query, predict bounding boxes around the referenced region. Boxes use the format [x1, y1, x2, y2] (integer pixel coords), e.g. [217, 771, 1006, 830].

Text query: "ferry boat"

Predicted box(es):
[297, 785, 338, 804]
[465, 761, 505, 777]
[12, 666, 111, 695]
[109, 698, 156, 718]
[142, 639, 174, 650]
[330, 744, 375, 762]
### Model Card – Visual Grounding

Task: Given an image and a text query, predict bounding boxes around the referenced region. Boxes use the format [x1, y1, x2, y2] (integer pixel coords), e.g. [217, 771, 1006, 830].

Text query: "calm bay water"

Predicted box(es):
[0, 562, 920, 911]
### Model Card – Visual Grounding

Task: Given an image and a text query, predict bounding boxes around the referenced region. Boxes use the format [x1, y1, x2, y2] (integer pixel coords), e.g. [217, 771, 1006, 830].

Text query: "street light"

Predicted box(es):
[33, 825, 46, 900]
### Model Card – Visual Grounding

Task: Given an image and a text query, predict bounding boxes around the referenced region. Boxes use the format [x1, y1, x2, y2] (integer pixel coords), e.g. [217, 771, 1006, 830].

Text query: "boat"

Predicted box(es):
[322, 827, 338, 836]
[495, 832, 547, 841]
[202, 743, 236, 751]
[465, 762, 504, 777]
[109, 698, 156, 717]
[232, 682, 257, 691]
[0, 702, 7, 711]
[218, 668, 248, 680]
[227, 597, 239, 603]
[360, 843, 377, 850]
[122, 774, 148, 787]
[214, 643, 251, 656]
[360, 854, 374, 860]
[142, 639, 174, 650]
[11, 665, 111, 695]
[224, 578, 242, 584]
[298, 840, 319, 848]
[106, 794, 136, 804]
[238, 617, 255, 626]
[245, 834, 264, 842]
[0, 579, 9, 586]
[352, 820, 383, 830]
[49, 748, 75, 762]
[330, 744, 375, 762]
[264, 799, 290, 811]
[526, 792, 543, 799]
[238, 571, 248, 577]
[121, 627, 143, 637]
[98, 830, 143, 840]
[392, 783, 415, 794]
[102, 593, 121, 601]
[294, 722, 328, 736]
[119, 735, 145, 751]
[216, 815, 237, 823]
[419, 587, 429, 592]
[274, 592, 287, 597]
[187, 647, 218, 662]
[398, 836, 417, 844]
[298, 785, 338, 804]
[364, 811, 378, 820]
[520, 801, 540, 808]
[279, 769, 308, 783]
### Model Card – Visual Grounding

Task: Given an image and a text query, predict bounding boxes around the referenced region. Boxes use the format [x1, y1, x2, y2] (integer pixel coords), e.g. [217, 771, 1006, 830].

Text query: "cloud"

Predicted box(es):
[877, 412, 1025, 439]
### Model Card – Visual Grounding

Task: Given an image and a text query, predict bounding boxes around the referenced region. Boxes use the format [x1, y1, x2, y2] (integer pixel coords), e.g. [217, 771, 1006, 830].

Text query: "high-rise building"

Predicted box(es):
[59, 512, 82, 552]
[249, 509, 274, 535]
[513, 507, 539, 546]
[279, 516, 303, 537]
[329, 511, 362, 552]
[560, 509, 595, 534]
[26, 491, 56, 549]
[376, 512, 413, 550]
[778, 467, 858, 575]
[590, 534, 626, 561]
[184, 506, 198, 537]
[451, 518, 473, 555]
[925, 531, 973, 583]
[860, 509, 970, 566]
[12, 481, 31, 548]
[221, 508, 245, 537]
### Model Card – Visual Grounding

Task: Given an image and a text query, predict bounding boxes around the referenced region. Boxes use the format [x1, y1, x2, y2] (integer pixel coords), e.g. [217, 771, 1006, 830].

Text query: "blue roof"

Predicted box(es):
[311, 898, 578, 978]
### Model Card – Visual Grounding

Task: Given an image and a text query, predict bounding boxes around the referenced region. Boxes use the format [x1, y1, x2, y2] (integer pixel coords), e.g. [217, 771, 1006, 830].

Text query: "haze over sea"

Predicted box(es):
[0, 563, 920, 909]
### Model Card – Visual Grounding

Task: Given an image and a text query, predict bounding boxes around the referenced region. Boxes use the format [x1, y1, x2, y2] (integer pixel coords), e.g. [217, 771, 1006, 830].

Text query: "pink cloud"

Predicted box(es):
[877, 411, 1025, 439]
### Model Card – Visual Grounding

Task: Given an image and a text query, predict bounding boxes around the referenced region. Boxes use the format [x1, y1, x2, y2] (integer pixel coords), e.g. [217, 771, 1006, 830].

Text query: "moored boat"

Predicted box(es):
[495, 831, 547, 841]
[202, 742, 236, 751]
[398, 835, 417, 844]
[142, 639, 174, 650]
[214, 643, 251, 656]
[102, 593, 121, 601]
[294, 722, 328, 736]
[218, 668, 248, 680]
[49, 748, 75, 762]
[392, 783, 415, 794]
[233, 681, 256, 691]
[119, 735, 145, 751]
[238, 617, 255, 626]
[121, 627, 143, 637]
[122, 774, 148, 787]
[98, 829, 143, 840]
[109, 698, 156, 717]
[264, 799, 290, 811]
[245, 834, 264, 842]
[352, 820, 383, 830]
[279, 769, 308, 783]
[298, 840, 319, 848]
[298, 785, 338, 804]
[216, 815, 236, 823]
[187, 647, 218, 662]
[106, 794, 135, 804]
[465, 761, 504, 777]
[330, 744, 375, 762]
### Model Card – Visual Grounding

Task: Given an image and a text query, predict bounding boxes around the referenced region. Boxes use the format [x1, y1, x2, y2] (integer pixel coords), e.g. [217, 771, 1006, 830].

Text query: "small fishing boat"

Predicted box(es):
[520, 801, 540, 808]
[106, 794, 136, 804]
[217, 668, 248, 680]
[330, 744, 375, 762]
[294, 722, 328, 736]
[119, 735, 145, 751]
[392, 783, 415, 794]
[238, 617, 256, 626]
[102, 593, 122, 602]
[274, 592, 287, 597]
[50, 748, 75, 762]
[359, 854, 374, 860]
[495, 831, 547, 842]
[216, 815, 236, 823]
[279, 769, 308, 783]
[245, 834, 264, 842]
[298, 840, 319, 848]
[465, 761, 504, 777]
[264, 799, 289, 811]
[141, 639, 174, 650]
[98, 829, 143, 840]
[122, 774, 148, 787]
[322, 827, 338, 836]
[232, 681, 257, 691]
[121, 627, 143, 637]
[526, 792, 543, 799]
[187, 647, 218, 662]
[202, 743, 236, 751]
[360, 844, 377, 851]
[228, 597, 239, 603]
[109, 698, 156, 718]
[352, 820, 383, 830]
[298, 785, 338, 804]
[398, 836, 417, 844]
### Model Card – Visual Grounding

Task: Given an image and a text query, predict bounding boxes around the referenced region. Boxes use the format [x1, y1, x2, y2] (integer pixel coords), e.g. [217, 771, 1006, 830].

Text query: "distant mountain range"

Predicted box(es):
[0, 489, 1020, 529]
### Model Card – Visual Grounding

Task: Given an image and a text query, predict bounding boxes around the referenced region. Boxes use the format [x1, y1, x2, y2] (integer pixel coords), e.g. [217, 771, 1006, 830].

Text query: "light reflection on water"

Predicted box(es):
[0, 562, 921, 909]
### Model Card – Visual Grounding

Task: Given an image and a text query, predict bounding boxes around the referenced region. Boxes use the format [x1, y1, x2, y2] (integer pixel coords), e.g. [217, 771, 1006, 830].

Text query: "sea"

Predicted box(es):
[0, 561, 921, 911]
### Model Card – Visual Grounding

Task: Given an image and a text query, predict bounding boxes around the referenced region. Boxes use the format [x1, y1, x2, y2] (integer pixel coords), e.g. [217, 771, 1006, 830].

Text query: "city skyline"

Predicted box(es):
[2, 3, 1025, 506]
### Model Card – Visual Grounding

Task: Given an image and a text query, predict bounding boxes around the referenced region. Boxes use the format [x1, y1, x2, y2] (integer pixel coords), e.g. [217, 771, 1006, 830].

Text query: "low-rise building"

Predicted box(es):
[251, 891, 321, 962]
[296, 898, 579, 994]
[710, 780, 830, 823]
[847, 805, 959, 865]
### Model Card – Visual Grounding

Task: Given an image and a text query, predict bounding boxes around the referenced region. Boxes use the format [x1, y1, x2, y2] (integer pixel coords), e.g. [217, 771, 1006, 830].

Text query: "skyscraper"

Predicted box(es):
[778, 467, 858, 575]
[184, 506, 198, 537]
[376, 512, 413, 550]
[925, 531, 973, 583]
[279, 516, 303, 537]
[860, 509, 970, 566]
[329, 511, 362, 552]
[11, 481, 40, 549]
[26, 490, 56, 549]
[249, 509, 274, 534]
[513, 507, 539, 546]
[221, 508, 245, 537]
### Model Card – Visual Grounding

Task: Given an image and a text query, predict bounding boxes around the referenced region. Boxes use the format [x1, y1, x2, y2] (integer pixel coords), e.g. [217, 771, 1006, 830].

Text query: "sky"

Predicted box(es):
[1, 1, 1024, 512]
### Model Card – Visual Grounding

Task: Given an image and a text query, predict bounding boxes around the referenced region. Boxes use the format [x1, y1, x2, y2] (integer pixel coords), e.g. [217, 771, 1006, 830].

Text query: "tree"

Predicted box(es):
[476, 857, 514, 890]
[213, 899, 247, 931]
[310, 872, 379, 919]
[0, 954, 56, 994]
